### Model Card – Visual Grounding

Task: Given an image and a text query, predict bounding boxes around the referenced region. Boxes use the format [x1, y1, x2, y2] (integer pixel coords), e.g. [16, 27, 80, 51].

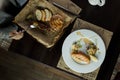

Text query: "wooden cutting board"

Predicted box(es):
[14, 0, 81, 48]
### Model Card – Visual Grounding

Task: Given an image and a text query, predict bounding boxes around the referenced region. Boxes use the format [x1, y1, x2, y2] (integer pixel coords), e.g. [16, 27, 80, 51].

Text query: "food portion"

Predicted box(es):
[71, 38, 98, 65]
[35, 8, 52, 22]
[87, 43, 97, 55]
[71, 51, 90, 64]
[26, 6, 64, 33]
[89, 54, 98, 62]
[87, 43, 98, 62]
[49, 14, 64, 31]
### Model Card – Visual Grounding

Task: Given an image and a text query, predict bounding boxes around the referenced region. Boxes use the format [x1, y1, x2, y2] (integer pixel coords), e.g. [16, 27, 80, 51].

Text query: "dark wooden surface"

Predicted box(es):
[114, 72, 120, 80]
[6, 0, 120, 80]
[72, 0, 120, 80]
[73, 0, 120, 32]
[0, 47, 84, 80]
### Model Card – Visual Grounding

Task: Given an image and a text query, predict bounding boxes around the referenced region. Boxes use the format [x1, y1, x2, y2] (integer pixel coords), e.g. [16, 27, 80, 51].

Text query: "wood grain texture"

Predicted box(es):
[0, 47, 83, 80]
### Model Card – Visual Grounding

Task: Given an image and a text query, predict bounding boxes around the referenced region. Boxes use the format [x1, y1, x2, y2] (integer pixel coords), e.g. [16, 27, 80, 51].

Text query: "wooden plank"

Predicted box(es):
[0, 47, 83, 80]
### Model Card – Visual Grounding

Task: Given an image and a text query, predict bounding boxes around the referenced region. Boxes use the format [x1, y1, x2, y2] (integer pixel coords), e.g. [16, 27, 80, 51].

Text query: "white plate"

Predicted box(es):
[62, 29, 106, 73]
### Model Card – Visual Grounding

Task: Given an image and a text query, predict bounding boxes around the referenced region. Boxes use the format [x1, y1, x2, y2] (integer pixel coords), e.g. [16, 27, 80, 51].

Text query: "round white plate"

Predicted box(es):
[62, 29, 106, 73]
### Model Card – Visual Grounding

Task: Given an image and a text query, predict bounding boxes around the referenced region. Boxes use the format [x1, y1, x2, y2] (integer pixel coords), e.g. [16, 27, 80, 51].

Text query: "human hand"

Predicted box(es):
[9, 30, 24, 40]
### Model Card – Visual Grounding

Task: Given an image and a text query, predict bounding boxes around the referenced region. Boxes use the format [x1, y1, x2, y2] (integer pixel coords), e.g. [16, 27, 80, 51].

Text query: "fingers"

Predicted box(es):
[9, 30, 24, 40]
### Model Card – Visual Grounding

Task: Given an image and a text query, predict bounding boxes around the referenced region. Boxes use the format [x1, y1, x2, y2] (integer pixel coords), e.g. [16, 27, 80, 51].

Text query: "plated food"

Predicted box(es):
[62, 29, 106, 73]
[71, 38, 98, 65]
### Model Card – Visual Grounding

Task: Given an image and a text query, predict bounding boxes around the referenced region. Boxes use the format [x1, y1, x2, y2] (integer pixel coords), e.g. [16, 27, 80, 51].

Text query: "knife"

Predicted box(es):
[52, 2, 80, 18]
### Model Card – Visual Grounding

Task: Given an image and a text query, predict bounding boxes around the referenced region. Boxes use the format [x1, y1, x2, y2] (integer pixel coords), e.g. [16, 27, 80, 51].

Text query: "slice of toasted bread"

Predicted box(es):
[44, 9, 52, 21]
[48, 10, 52, 21]
[44, 9, 49, 21]
[35, 9, 42, 21]
[41, 10, 46, 21]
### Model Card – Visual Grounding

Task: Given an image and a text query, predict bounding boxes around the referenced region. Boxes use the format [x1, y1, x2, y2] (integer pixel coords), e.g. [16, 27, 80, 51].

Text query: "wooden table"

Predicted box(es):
[6, 0, 120, 80]
[0, 47, 84, 80]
